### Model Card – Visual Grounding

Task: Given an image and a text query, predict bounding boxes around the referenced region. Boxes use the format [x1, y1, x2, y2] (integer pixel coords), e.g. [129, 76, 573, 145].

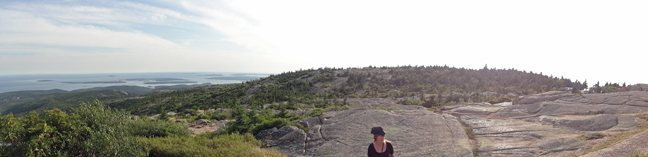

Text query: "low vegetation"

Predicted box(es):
[0, 101, 284, 156]
[0, 100, 147, 156]
[140, 134, 284, 157]
[1, 90, 133, 117]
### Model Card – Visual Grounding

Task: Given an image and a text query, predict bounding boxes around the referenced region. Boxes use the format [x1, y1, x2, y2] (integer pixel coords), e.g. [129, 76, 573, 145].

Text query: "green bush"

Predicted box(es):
[128, 118, 191, 138]
[210, 112, 232, 120]
[488, 96, 513, 104]
[0, 100, 148, 157]
[141, 133, 284, 157]
[0, 100, 288, 157]
[251, 118, 299, 134]
[223, 107, 303, 135]
[397, 99, 425, 105]
[196, 114, 211, 120]
[307, 108, 324, 117]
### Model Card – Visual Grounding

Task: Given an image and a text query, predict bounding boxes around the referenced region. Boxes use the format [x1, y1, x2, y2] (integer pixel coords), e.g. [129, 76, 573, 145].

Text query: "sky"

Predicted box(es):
[0, 0, 646, 85]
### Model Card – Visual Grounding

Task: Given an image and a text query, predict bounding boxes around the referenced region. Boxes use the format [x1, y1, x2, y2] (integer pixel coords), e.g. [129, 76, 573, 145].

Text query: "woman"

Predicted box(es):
[368, 126, 394, 157]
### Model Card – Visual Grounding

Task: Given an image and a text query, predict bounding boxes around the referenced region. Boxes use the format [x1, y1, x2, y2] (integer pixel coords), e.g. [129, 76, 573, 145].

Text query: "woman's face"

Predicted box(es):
[373, 134, 384, 141]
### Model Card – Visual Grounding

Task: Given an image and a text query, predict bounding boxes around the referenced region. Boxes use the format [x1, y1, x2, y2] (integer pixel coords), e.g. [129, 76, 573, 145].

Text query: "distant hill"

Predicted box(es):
[1, 90, 133, 116]
[107, 65, 582, 115]
[70, 83, 212, 94]
[0, 83, 213, 116]
[0, 89, 69, 113]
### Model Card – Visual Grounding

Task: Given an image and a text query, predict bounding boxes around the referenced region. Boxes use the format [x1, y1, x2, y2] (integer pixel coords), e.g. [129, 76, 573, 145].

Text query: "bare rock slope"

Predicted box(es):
[444, 91, 648, 157]
[258, 91, 648, 156]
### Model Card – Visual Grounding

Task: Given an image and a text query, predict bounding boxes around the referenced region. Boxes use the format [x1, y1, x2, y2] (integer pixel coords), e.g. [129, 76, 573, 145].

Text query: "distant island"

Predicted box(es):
[143, 80, 198, 84]
[61, 80, 127, 84]
[206, 76, 261, 81]
[125, 78, 187, 81]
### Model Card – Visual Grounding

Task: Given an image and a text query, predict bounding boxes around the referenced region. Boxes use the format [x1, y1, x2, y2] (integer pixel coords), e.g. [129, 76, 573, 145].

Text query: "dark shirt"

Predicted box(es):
[367, 142, 393, 157]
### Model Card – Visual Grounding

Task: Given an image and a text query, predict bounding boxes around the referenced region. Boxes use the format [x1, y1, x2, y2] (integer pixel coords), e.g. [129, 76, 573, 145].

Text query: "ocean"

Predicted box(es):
[0, 72, 270, 94]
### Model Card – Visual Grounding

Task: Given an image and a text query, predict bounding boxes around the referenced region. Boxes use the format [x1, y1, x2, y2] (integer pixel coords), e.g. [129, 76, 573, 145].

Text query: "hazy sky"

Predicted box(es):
[1, 0, 646, 84]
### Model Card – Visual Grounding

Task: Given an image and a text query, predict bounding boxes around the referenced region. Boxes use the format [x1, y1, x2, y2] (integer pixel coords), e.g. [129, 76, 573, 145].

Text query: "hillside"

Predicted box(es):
[2, 66, 646, 156]
[0, 89, 69, 114]
[1, 90, 133, 116]
[109, 65, 580, 116]
[0, 84, 211, 116]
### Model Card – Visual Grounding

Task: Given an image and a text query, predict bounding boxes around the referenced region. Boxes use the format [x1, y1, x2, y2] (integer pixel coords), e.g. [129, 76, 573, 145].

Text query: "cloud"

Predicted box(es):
[2, 0, 648, 85]
[0, 12, 180, 54]
[0, 0, 295, 74]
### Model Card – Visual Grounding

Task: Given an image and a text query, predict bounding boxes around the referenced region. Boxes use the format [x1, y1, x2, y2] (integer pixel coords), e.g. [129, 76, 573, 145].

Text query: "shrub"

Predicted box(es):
[141, 133, 284, 157]
[251, 118, 302, 134]
[397, 99, 425, 105]
[0, 100, 149, 156]
[307, 108, 324, 117]
[210, 112, 232, 120]
[128, 118, 191, 138]
[488, 96, 513, 104]
[223, 107, 303, 135]
[196, 114, 211, 120]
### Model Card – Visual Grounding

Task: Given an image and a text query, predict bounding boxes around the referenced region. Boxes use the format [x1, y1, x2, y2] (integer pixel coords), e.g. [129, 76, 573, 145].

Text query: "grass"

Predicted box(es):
[630, 152, 648, 157]
[140, 133, 286, 157]
[578, 113, 648, 156]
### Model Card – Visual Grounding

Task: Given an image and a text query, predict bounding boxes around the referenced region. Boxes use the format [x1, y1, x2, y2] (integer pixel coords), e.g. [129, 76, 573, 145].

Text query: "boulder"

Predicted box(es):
[150, 114, 161, 119]
[255, 127, 278, 141]
[554, 114, 618, 131]
[188, 119, 211, 127]
[254, 126, 306, 156]
[300, 117, 322, 128]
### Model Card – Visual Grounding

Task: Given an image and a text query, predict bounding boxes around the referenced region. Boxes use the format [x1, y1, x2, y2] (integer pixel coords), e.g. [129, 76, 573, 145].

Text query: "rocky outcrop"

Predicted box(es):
[582, 128, 648, 157]
[256, 98, 473, 156]
[628, 84, 648, 92]
[494, 91, 648, 119]
[304, 109, 473, 157]
[553, 114, 618, 131]
[254, 126, 307, 156]
[261, 91, 648, 156]
[443, 91, 648, 157]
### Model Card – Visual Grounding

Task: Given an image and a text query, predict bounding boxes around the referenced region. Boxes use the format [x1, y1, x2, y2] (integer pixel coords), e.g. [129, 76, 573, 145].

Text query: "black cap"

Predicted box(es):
[371, 127, 386, 136]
